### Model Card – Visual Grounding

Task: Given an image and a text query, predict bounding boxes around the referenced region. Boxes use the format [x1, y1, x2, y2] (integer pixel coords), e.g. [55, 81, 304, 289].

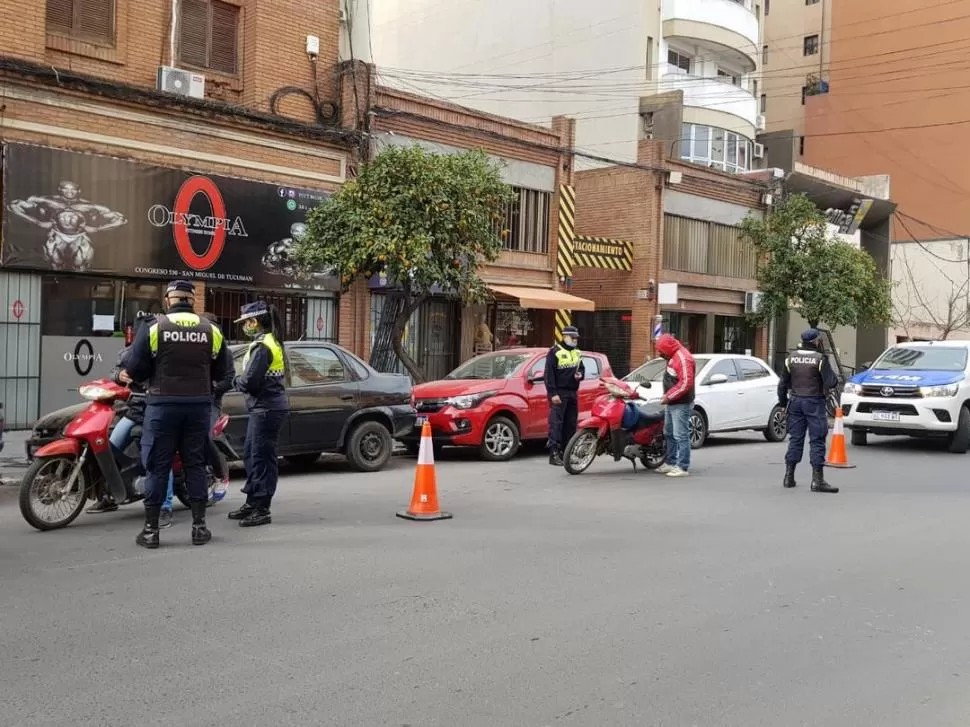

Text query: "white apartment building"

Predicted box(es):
[369, 0, 764, 172]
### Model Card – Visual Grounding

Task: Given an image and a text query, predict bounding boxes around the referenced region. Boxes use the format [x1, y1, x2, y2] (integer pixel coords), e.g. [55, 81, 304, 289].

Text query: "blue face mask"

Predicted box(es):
[561, 336, 577, 349]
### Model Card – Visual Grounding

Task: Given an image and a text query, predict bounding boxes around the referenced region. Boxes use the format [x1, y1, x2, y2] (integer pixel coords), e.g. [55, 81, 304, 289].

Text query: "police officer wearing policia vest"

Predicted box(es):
[126, 280, 233, 548]
[544, 325, 585, 466]
[778, 328, 840, 494]
[226, 301, 289, 527]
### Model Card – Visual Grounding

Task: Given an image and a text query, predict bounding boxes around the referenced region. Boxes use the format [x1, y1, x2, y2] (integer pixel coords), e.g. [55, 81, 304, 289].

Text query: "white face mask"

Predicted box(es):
[562, 336, 576, 347]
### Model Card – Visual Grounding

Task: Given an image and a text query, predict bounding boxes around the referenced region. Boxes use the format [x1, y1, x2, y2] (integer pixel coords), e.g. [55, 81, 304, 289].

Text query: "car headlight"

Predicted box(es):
[920, 383, 960, 398]
[78, 384, 117, 401]
[843, 382, 862, 395]
[445, 390, 498, 410]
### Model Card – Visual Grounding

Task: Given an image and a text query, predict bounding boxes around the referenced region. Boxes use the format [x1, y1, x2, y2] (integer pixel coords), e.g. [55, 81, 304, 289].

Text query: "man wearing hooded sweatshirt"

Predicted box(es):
[655, 334, 695, 478]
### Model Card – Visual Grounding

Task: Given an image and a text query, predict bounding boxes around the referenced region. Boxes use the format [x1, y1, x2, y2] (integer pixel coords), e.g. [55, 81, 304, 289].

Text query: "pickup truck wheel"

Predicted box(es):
[346, 421, 393, 472]
[947, 406, 970, 454]
[850, 429, 868, 446]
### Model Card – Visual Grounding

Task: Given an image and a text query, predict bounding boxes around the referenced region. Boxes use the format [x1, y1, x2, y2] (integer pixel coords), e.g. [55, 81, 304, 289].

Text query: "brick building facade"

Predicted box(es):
[569, 140, 769, 376]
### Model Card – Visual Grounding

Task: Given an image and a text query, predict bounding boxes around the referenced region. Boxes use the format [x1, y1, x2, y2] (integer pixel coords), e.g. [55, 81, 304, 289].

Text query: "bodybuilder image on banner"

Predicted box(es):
[7, 180, 128, 271]
[0, 143, 337, 289]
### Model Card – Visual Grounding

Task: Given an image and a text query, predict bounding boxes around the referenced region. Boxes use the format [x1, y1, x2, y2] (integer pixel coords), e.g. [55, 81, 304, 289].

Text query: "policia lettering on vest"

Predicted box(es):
[778, 328, 841, 494]
[544, 326, 585, 466]
[226, 301, 290, 528]
[125, 280, 233, 549]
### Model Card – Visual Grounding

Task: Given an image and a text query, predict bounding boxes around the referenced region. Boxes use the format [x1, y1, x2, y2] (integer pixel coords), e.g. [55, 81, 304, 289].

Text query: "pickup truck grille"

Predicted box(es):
[860, 385, 921, 399]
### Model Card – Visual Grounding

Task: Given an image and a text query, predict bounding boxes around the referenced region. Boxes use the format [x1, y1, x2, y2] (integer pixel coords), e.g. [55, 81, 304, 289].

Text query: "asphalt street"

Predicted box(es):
[2, 432, 970, 727]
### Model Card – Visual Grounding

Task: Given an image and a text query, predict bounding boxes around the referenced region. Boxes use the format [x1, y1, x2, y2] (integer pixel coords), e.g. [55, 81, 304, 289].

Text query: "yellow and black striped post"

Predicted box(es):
[555, 184, 577, 341]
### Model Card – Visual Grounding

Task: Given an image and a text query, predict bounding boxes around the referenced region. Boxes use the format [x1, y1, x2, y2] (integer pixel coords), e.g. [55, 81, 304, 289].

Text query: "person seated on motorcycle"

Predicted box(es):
[87, 312, 154, 515]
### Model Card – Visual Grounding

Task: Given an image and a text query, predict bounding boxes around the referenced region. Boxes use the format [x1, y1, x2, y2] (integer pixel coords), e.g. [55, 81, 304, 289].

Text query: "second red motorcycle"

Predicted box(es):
[562, 377, 667, 475]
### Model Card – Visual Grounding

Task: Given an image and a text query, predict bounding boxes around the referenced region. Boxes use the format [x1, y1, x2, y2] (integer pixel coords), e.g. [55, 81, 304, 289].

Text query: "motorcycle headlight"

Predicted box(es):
[445, 390, 498, 410]
[78, 384, 116, 401]
[843, 382, 862, 395]
[920, 383, 960, 398]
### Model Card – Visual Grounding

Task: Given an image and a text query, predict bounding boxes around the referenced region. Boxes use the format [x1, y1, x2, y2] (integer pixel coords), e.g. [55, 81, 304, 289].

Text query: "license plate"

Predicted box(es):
[872, 410, 900, 422]
[415, 416, 428, 426]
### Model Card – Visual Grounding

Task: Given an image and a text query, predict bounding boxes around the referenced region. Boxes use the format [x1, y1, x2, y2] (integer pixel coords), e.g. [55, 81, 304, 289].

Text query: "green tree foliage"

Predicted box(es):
[740, 193, 892, 330]
[293, 144, 515, 381]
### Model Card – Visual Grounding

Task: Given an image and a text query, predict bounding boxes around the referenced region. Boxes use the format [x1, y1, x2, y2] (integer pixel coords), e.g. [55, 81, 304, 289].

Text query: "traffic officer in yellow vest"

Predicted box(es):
[544, 325, 585, 466]
[125, 280, 233, 548]
[227, 301, 289, 527]
[778, 328, 840, 493]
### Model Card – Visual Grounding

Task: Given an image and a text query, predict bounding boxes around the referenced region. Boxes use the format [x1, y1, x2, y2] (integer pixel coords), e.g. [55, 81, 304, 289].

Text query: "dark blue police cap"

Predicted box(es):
[235, 301, 269, 323]
[801, 328, 821, 343]
[562, 326, 580, 338]
[165, 279, 195, 296]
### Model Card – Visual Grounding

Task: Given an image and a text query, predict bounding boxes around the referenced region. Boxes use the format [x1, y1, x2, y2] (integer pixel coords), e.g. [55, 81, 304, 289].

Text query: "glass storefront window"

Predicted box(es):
[714, 315, 755, 354]
[42, 276, 120, 337]
[488, 303, 541, 349]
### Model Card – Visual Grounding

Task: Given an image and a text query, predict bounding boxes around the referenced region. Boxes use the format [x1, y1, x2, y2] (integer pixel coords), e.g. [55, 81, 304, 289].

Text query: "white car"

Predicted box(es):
[841, 340, 970, 453]
[624, 353, 788, 448]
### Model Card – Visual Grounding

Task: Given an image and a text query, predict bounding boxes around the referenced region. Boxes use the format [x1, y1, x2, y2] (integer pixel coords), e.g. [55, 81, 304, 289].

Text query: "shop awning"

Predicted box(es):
[488, 285, 596, 312]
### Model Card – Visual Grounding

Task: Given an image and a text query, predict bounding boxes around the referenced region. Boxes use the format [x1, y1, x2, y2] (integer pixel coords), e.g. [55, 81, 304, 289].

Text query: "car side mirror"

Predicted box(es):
[639, 381, 652, 389]
[706, 373, 729, 385]
[859, 361, 873, 371]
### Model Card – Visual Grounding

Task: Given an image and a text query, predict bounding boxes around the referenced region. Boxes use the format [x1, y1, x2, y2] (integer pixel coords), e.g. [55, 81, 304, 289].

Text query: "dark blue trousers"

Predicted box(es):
[785, 396, 828, 467]
[141, 402, 210, 506]
[241, 409, 287, 505]
[547, 391, 578, 452]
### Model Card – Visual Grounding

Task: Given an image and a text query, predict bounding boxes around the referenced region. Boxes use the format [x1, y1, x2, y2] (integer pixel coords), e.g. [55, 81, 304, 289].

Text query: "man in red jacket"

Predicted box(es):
[655, 334, 696, 478]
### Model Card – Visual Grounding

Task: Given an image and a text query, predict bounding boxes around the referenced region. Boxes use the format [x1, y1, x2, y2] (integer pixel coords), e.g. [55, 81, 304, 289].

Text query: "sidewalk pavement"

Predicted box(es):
[0, 429, 30, 486]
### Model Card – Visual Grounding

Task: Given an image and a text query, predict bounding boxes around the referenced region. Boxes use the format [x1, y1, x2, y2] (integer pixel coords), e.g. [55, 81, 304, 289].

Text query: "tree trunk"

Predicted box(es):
[807, 319, 820, 328]
[391, 293, 430, 383]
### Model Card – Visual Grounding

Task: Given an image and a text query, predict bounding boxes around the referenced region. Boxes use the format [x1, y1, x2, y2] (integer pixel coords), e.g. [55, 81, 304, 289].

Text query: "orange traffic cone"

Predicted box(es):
[826, 407, 856, 469]
[397, 422, 453, 521]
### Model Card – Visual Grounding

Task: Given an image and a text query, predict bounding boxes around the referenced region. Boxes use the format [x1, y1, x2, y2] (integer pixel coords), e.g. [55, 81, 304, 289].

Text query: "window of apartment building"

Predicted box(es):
[760, 93, 766, 113]
[765, 0, 770, 15]
[663, 215, 758, 279]
[801, 85, 807, 104]
[803, 34, 819, 56]
[46, 0, 115, 44]
[762, 45, 768, 64]
[799, 136, 805, 155]
[717, 68, 741, 87]
[179, 0, 240, 75]
[667, 49, 692, 74]
[494, 187, 551, 255]
[679, 123, 753, 175]
[805, 0, 819, 5]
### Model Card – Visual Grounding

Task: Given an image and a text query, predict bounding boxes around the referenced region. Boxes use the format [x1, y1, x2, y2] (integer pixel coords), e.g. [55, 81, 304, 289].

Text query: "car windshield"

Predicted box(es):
[624, 357, 710, 383]
[871, 346, 968, 372]
[444, 353, 533, 380]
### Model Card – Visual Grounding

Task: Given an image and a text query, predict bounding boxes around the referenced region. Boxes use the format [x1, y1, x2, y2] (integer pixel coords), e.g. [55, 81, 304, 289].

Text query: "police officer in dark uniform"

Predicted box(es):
[126, 281, 233, 548]
[227, 301, 289, 527]
[778, 328, 840, 493]
[544, 325, 585, 466]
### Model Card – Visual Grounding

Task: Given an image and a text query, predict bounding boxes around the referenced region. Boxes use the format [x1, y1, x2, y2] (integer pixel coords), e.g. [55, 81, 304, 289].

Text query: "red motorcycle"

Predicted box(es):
[19, 378, 235, 531]
[563, 377, 666, 475]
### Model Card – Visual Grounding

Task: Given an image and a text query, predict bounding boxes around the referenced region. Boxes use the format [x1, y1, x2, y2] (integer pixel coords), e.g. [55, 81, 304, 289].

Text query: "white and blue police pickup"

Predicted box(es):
[841, 340, 970, 452]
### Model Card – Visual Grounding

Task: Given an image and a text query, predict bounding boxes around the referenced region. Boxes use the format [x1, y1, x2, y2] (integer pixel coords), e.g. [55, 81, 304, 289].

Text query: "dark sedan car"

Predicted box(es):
[26, 341, 415, 473]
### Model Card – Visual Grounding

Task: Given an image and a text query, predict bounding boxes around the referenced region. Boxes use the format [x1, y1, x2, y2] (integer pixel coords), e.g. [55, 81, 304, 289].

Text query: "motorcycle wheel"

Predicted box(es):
[563, 428, 600, 475]
[18, 455, 89, 531]
[172, 452, 228, 508]
[639, 440, 667, 470]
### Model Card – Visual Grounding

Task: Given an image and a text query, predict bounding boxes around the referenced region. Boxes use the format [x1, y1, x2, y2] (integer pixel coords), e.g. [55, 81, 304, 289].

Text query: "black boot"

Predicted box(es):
[227, 500, 257, 520]
[239, 499, 272, 528]
[87, 497, 118, 514]
[783, 464, 797, 488]
[811, 466, 839, 494]
[549, 450, 563, 466]
[190, 500, 212, 545]
[136, 505, 161, 549]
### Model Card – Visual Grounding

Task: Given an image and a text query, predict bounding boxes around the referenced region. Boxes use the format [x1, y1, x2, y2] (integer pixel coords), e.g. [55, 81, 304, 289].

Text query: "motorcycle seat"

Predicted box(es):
[623, 401, 664, 430]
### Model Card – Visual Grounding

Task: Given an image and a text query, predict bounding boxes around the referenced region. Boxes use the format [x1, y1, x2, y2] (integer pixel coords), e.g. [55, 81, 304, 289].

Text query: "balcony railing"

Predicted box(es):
[662, 0, 760, 52]
[660, 72, 758, 128]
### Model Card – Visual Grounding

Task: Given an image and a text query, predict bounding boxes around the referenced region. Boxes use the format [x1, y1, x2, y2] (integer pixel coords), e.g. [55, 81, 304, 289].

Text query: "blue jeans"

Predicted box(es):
[664, 403, 692, 471]
[109, 417, 138, 453]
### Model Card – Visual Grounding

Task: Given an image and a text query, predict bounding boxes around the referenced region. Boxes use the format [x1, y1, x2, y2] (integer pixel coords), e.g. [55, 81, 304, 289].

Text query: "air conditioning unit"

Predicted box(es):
[756, 114, 766, 131]
[744, 290, 763, 314]
[752, 142, 765, 159]
[156, 66, 206, 99]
